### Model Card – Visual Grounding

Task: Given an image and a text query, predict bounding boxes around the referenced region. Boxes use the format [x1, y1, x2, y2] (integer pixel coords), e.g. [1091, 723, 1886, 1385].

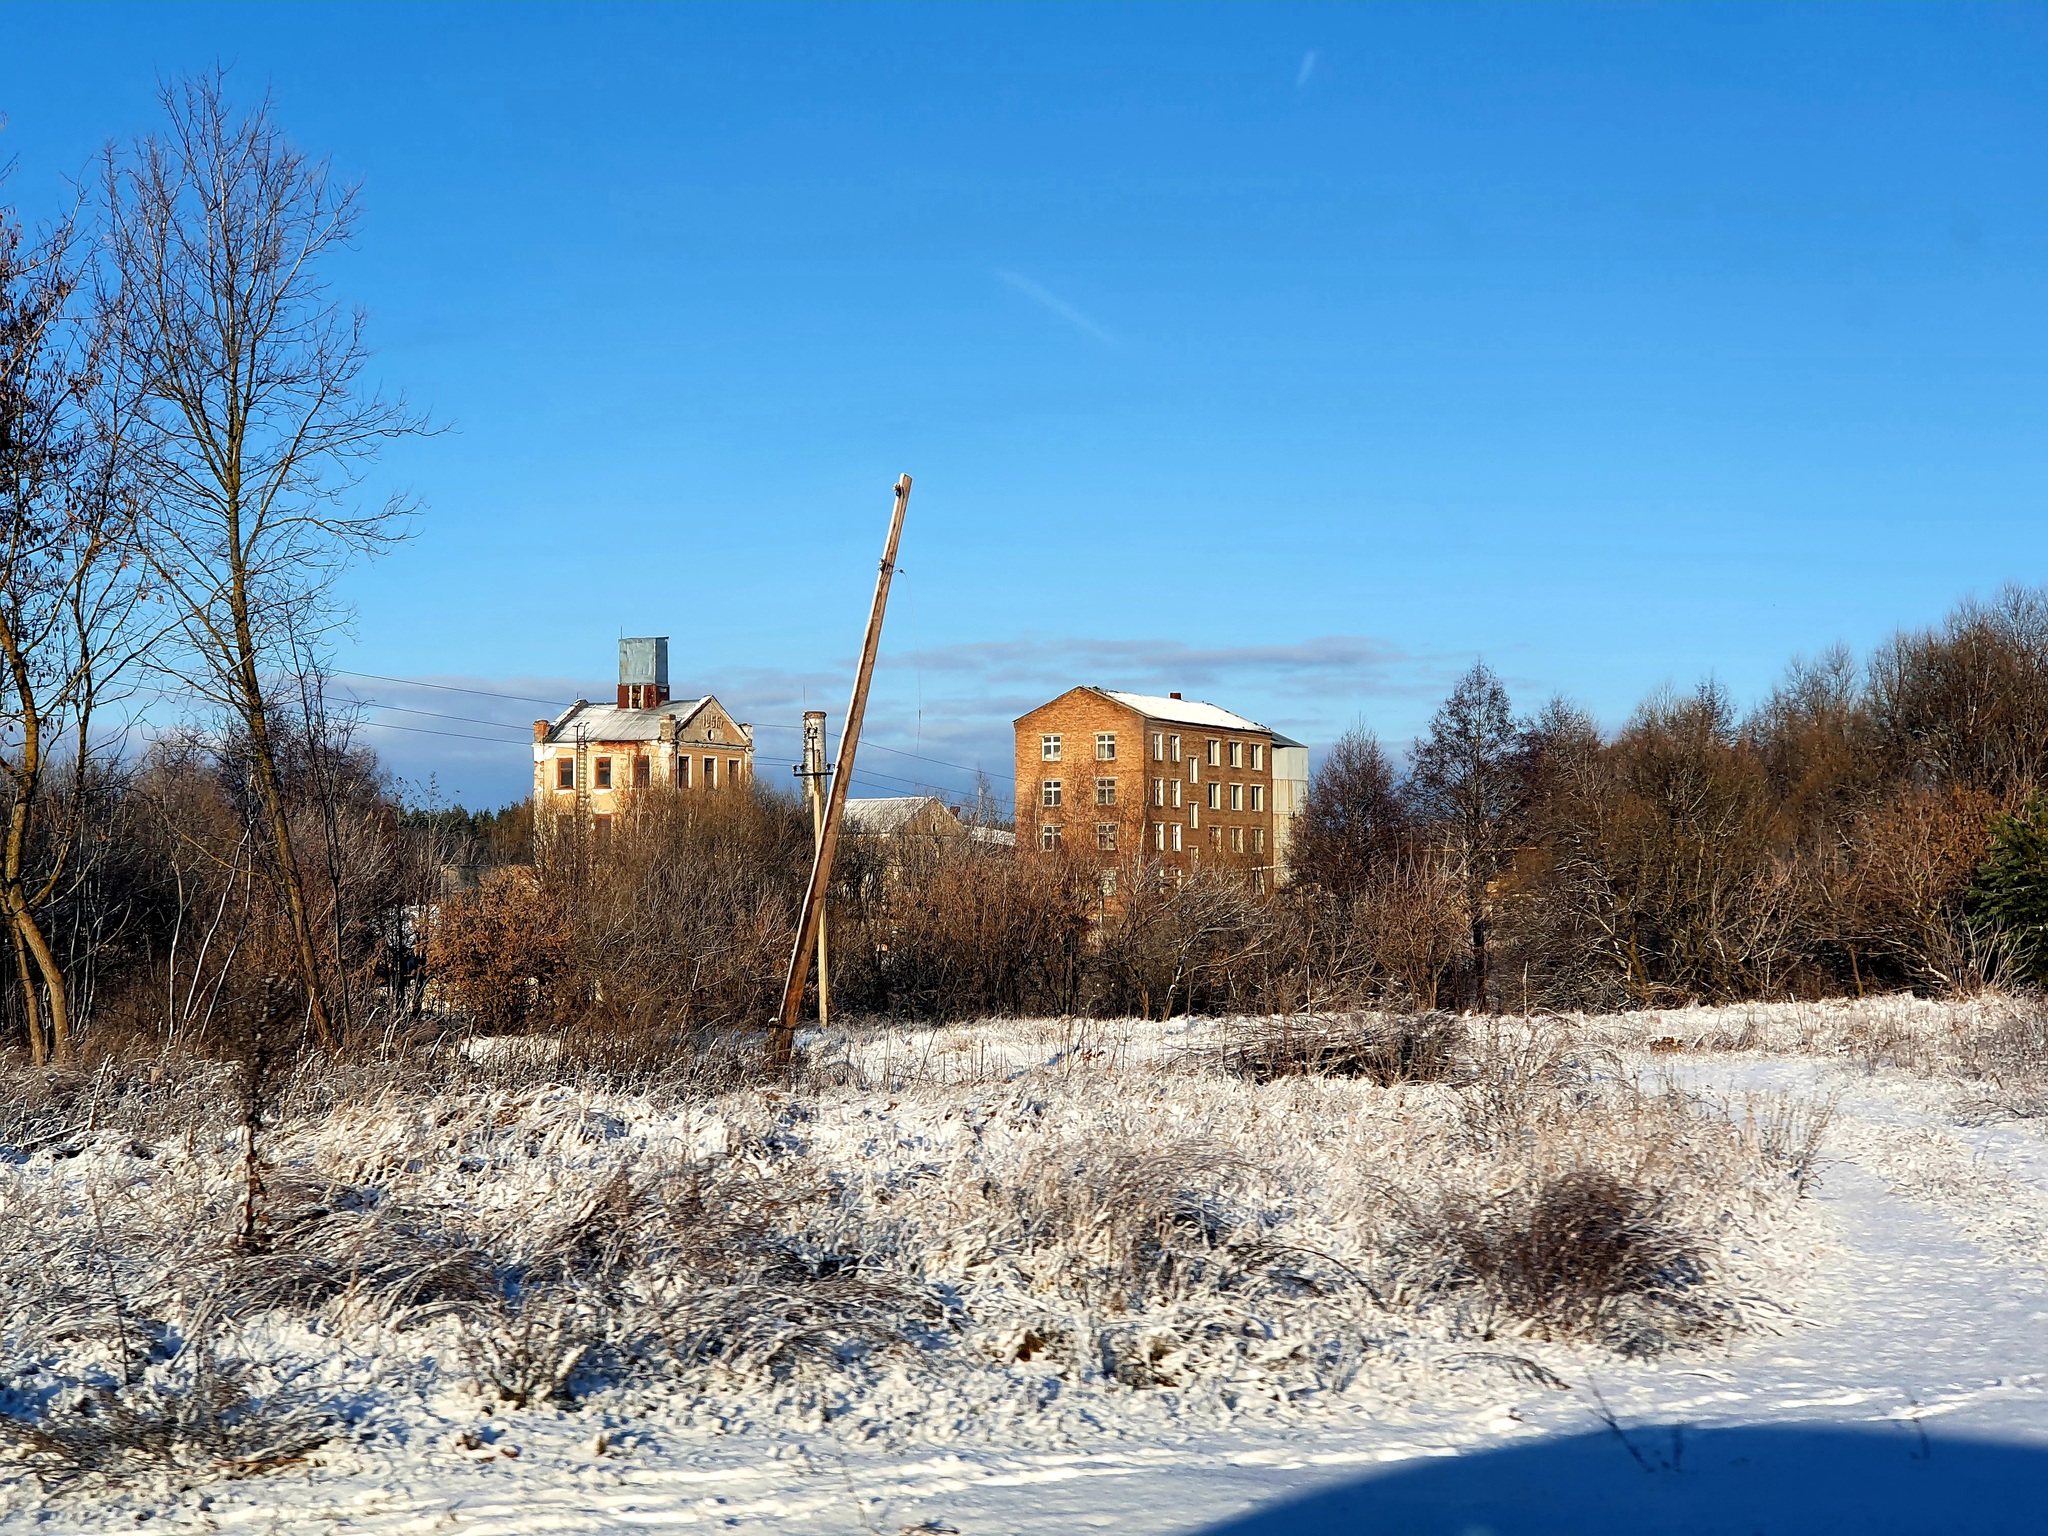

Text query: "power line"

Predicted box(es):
[331, 697, 530, 733]
[102, 665, 1016, 804]
[330, 669, 573, 709]
[332, 666, 1009, 789]
[354, 720, 534, 745]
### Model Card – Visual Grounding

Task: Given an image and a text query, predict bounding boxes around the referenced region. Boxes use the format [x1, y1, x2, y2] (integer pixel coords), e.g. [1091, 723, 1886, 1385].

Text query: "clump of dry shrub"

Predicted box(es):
[1204, 1012, 1464, 1086]
[0, 1008, 1829, 1499]
[1946, 993, 2048, 1118]
[1409, 1168, 1706, 1353]
[0, 1339, 332, 1492]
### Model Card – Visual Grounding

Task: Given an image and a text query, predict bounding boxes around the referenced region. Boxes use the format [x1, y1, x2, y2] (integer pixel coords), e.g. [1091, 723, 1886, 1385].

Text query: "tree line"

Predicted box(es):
[6, 79, 2046, 1067]
[421, 587, 2048, 1044]
[1287, 593, 2048, 1011]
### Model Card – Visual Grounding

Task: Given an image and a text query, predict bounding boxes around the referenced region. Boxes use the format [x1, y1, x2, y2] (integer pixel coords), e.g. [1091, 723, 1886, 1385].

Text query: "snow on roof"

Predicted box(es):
[1099, 690, 1269, 733]
[542, 697, 738, 745]
[843, 795, 960, 834]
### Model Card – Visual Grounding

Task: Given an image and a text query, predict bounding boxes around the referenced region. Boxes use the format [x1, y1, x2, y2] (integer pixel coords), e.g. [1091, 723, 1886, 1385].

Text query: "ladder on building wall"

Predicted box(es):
[573, 727, 591, 869]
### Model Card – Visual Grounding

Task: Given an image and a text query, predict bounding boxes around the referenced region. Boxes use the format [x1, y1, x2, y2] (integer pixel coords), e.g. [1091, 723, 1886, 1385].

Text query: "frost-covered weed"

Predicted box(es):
[0, 1330, 332, 1492]
[0, 1012, 1832, 1496]
[1574, 991, 2048, 1122]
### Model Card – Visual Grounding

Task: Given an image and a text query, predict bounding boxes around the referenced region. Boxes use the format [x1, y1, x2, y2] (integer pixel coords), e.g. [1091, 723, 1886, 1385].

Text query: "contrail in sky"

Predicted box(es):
[996, 269, 1119, 346]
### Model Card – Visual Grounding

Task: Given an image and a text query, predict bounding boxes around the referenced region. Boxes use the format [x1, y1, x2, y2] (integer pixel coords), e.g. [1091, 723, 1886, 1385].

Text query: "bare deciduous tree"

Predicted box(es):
[105, 74, 428, 1045]
[1288, 726, 1405, 902]
[0, 195, 142, 1063]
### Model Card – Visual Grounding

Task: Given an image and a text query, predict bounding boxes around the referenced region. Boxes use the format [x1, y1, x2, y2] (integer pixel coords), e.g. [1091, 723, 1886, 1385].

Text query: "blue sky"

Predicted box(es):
[5, 3, 2045, 810]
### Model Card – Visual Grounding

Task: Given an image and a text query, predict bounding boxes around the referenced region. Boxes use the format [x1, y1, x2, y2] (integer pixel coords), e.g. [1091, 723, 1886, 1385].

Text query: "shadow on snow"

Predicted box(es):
[1193, 1422, 2047, 1536]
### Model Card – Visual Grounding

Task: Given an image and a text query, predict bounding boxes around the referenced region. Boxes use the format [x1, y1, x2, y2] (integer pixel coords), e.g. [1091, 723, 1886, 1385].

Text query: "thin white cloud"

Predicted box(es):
[1296, 50, 1318, 89]
[896, 633, 1438, 703]
[995, 269, 1119, 346]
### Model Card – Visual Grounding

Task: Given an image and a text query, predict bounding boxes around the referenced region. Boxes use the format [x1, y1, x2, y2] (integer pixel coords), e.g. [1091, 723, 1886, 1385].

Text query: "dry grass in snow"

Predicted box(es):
[1569, 990, 2048, 1123]
[0, 1011, 1835, 1504]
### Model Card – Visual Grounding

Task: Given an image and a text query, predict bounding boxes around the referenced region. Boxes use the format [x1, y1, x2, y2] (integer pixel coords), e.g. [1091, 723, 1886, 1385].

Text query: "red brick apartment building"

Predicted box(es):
[533, 637, 754, 847]
[1013, 688, 1308, 890]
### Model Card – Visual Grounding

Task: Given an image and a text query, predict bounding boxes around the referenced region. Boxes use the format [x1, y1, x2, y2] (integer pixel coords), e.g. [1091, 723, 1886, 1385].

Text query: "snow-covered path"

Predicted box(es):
[22, 1055, 2048, 1535]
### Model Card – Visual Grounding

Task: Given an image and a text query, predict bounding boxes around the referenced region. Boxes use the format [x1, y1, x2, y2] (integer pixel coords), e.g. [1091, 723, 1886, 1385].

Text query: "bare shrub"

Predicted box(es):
[1205, 1012, 1463, 1086]
[1093, 868, 1269, 1020]
[1420, 1167, 1709, 1352]
[833, 844, 1094, 1020]
[640, 1161, 939, 1386]
[0, 1334, 332, 1490]
[1941, 993, 2048, 1119]
[0, 1003, 1833, 1483]
[1454, 1021, 1593, 1153]
[996, 1133, 1247, 1308]
[1742, 1093, 1834, 1193]
[428, 866, 574, 1032]
[1349, 861, 1471, 1010]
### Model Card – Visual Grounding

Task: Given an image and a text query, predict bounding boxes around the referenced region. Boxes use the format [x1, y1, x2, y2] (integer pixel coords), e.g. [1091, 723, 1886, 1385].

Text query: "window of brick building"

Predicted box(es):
[634, 755, 651, 788]
[1251, 743, 1265, 770]
[729, 757, 741, 785]
[1254, 828, 1266, 852]
[1253, 869, 1266, 893]
[593, 814, 613, 848]
[1096, 823, 1117, 851]
[704, 756, 717, 788]
[1095, 778, 1116, 806]
[1100, 869, 1117, 897]
[1251, 784, 1265, 812]
[1231, 825, 1244, 852]
[1206, 739, 1221, 766]
[1168, 734, 1182, 762]
[1228, 740, 1242, 768]
[1042, 779, 1063, 808]
[1188, 758, 1199, 784]
[1210, 826, 1223, 850]
[1229, 783, 1243, 811]
[1096, 732, 1116, 761]
[1151, 732, 1164, 761]
[595, 756, 612, 789]
[1170, 823, 1183, 852]
[556, 757, 575, 791]
[676, 756, 690, 789]
[1170, 780, 1182, 809]
[1042, 734, 1062, 761]
[1153, 821, 1165, 851]
[1189, 803, 1200, 829]
[1041, 823, 1062, 850]
[1206, 782, 1221, 810]
[1152, 777, 1165, 807]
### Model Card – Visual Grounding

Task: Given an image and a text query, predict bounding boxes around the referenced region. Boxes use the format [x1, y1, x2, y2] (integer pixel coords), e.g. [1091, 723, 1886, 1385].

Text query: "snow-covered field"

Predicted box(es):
[4, 997, 2047, 1534]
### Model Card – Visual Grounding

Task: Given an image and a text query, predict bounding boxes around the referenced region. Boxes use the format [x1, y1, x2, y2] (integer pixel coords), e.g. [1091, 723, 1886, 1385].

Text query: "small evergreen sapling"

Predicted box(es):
[1971, 793, 2048, 986]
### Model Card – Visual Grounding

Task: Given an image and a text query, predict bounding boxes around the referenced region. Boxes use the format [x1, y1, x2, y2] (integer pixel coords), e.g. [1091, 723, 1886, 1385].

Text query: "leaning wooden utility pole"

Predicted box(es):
[798, 709, 831, 1025]
[766, 474, 911, 1066]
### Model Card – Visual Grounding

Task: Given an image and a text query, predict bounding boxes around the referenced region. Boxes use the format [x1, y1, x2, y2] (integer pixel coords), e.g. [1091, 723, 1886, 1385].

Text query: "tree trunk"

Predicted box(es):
[9, 897, 71, 1063]
[0, 704, 70, 1063]
[231, 597, 333, 1048]
[1471, 910, 1489, 1013]
[10, 920, 45, 1065]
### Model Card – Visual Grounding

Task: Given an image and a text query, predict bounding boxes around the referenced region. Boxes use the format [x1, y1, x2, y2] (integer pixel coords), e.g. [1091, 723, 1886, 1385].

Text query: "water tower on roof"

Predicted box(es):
[618, 636, 670, 710]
